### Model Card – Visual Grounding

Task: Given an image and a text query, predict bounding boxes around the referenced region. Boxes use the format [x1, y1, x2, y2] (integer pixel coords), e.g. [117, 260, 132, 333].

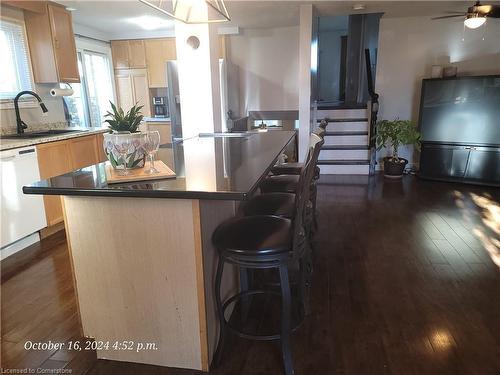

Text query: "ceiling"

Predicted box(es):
[56, 1, 500, 40]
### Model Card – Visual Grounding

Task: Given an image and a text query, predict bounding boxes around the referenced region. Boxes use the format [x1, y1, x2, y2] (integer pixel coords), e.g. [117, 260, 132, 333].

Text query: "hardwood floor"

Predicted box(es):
[1, 174, 499, 374]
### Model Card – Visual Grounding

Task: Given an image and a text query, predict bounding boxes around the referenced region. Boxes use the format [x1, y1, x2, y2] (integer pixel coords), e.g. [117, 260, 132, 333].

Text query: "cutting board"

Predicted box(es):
[105, 160, 176, 184]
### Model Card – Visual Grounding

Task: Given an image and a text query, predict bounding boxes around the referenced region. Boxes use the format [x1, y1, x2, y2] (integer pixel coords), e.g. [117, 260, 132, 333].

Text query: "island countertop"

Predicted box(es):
[23, 131, 295, 200]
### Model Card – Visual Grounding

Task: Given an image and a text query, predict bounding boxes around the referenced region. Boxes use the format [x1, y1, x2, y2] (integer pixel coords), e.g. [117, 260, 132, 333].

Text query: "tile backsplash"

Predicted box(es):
[0, 83, 68, 135]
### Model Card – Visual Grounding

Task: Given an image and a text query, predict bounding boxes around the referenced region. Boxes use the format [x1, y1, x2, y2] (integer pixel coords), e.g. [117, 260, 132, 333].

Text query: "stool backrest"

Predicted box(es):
[292, 133, 323, 258]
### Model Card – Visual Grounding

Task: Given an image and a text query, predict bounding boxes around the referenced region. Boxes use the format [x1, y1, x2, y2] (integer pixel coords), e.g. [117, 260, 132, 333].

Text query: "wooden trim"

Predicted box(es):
[2, 0, 46, 13]
[61, 197, 83, 336]
[39, 221, 64, 239]
[192, 200, 209, 371]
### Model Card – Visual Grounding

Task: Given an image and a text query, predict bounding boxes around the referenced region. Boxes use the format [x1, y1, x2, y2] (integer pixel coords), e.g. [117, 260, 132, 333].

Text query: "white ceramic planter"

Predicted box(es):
[102, 132, 146, 170]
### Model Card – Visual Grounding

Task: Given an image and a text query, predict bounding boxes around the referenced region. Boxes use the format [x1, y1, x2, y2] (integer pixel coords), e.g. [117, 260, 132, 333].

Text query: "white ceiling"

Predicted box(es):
[56, 1, 500, 41]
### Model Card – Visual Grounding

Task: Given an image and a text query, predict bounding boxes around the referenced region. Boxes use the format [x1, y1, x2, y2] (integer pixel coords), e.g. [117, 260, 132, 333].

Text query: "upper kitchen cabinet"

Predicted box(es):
[144, 38, 176, 88]
[24, 1, 80, 83]
[111, 40, 147, 69]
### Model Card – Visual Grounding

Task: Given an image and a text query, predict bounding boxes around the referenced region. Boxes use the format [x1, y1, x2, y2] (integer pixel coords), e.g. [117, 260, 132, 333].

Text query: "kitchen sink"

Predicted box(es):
[0, 129, 89, 139]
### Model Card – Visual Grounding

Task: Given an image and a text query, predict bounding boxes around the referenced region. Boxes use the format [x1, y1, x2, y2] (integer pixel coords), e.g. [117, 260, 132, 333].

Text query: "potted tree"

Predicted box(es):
[103, 102, 146, 170]
[375, 119, 421, 179]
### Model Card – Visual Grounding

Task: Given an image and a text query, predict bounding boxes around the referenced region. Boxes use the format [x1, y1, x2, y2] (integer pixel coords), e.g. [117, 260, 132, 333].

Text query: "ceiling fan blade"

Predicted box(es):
[431, 14, 465, 20]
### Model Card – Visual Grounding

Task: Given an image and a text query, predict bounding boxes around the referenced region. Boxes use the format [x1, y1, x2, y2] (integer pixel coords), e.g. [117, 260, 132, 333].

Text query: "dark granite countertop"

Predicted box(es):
[23, 131, 295, 200]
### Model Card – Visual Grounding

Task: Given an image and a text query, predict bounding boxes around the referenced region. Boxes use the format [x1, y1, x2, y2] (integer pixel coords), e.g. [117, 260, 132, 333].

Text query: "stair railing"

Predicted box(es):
[364, 48, 379, 175]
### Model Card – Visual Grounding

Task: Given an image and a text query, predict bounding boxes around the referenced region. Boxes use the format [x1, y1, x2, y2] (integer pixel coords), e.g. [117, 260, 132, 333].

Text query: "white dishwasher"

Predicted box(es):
[1, 146, 47, 257]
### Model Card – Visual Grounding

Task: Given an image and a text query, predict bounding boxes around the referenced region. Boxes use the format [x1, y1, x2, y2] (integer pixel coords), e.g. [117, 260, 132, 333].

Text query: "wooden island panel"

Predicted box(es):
[62, 196, 237, 370]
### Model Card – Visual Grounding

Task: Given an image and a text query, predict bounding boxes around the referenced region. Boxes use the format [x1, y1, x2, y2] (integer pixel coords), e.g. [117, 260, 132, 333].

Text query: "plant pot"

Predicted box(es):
[383, 157, 408, 179]
[103, 132, 146, 170]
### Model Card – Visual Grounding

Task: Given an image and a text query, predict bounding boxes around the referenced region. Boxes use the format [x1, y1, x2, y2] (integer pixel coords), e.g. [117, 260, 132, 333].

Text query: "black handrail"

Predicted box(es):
[364, 49, 379, 174]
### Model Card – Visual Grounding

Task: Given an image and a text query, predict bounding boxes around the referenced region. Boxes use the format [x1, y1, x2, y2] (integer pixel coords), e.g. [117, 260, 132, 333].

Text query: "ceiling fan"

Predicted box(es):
[432, 1, 500, 29]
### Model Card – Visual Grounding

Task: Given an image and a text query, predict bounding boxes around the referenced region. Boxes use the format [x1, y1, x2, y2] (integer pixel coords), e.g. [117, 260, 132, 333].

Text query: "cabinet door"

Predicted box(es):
[115, 72, 135, 111]
[37, 140, 72, 226]
[111, 41, 130, 69]
[465, 147, 500, 183]
[68, 136, 99, 170]
[47, 3, 79, 82]
[128, 40, 147, 68]
[24, 3, 59, 83]
[145, 38, 176, 87]
[131, 70, 151, 117]
[145, 122, 172, 144]
[95, 133, 108, 162]
[420, 144, 470, 179]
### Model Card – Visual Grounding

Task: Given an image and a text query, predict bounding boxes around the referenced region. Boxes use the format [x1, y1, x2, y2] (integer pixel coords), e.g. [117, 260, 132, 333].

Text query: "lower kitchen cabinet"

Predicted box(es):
[36, 133, 103, 227]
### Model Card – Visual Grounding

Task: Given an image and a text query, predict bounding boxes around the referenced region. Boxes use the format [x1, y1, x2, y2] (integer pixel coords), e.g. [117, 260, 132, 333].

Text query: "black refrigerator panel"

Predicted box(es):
[464, 147, 500, 183]
[419, 144, 470, 179]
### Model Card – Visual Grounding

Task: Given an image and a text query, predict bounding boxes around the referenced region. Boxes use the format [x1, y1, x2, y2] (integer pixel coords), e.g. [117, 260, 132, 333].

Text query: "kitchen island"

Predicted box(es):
[24, 131, 295, 371]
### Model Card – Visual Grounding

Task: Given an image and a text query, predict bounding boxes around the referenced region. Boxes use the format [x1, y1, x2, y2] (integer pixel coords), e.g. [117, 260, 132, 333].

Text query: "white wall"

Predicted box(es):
[375, 15, 500, 165]
[228, 25, 299, 116]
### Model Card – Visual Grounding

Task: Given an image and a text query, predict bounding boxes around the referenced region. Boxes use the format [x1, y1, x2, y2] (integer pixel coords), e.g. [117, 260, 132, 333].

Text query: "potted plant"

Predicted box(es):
[375, 119, 421, 179]
[103, 102, 146, 170]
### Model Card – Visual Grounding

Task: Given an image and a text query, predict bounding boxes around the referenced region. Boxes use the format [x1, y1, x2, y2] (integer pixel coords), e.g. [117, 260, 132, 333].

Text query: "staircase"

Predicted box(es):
[315, 105, 372, 175]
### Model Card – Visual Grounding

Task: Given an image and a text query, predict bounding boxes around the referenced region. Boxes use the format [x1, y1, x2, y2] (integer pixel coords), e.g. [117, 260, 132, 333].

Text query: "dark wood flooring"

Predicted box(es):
[2, 174, 500, 374]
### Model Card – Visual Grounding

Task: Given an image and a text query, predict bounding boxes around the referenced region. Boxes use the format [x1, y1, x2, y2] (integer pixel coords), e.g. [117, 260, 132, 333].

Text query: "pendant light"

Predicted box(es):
[139, 0, 230, 24]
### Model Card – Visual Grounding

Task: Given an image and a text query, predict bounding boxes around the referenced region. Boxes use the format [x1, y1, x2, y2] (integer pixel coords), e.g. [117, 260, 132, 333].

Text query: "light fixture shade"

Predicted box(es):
[464, 14, 486, 29]
[139, 0, 230, 24]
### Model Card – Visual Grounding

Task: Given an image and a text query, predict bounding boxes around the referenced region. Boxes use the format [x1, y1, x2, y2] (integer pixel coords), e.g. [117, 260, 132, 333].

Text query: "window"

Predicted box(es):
[0, 19, 33, 99]
[65, 46, 114, 127]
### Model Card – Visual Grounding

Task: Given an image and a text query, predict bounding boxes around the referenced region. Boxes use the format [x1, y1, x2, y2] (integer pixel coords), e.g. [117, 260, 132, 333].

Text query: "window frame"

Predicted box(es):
[67, 36, 116, 127]
[0, 15, 37, 109]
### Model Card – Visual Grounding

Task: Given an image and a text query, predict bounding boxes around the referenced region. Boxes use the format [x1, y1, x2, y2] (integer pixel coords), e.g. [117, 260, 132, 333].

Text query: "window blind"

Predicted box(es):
[0, 19, 33, 99]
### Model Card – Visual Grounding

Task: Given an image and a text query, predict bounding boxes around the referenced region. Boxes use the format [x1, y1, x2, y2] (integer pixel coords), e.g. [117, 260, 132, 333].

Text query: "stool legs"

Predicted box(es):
[279, 264, 294, 375]
[213, 256, 226, 368]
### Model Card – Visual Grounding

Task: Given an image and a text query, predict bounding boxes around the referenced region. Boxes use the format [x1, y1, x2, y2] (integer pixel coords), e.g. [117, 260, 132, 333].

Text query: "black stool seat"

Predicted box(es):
[242, 192, 295, 218]
[213, 215, 292, 256]
[271, 162, 302, 176]
[260, 174, 300, 194]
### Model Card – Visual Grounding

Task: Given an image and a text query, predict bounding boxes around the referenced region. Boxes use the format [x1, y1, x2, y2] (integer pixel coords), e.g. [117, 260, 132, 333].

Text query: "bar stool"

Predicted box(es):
[270, 120, 327, 177]
[243, 132, 324, 222]
[211, 137, 322, 375]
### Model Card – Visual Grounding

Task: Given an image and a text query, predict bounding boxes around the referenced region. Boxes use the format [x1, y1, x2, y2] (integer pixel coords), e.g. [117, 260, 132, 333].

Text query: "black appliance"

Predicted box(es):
[418, 75, 500, 186]
[152, 96, 168, 118]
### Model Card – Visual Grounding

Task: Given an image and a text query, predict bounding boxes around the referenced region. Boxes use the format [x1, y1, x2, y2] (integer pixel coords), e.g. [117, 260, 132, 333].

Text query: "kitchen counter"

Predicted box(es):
[0, 127, 109, 151]
[22, 130, 296, 371]
[24, 131, 295, 200]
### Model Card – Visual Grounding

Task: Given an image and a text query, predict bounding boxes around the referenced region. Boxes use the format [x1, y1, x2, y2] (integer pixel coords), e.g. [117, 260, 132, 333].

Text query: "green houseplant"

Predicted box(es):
[375, 119, 421, 178]
[102, 102, 146, 170]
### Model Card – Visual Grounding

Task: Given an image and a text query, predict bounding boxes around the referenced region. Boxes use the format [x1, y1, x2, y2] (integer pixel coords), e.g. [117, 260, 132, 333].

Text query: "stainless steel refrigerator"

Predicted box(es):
[166, 60, 183, 141]
[166, 59, 231, 139]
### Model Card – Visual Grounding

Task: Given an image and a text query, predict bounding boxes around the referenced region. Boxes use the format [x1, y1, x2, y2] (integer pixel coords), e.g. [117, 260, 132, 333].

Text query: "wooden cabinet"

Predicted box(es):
[145, 38, 177, 88]
[68, 136, 99, 170]
[36, 134, 102, 227]
[37, 140, 72, 226]
[110, 40, 129, 69]
[95, 133, 108, 162]
[24, 1, 79, 83]
[143, 121, 172, 144]
[115, 69, 151, 117]
[111, 40, 147, 69]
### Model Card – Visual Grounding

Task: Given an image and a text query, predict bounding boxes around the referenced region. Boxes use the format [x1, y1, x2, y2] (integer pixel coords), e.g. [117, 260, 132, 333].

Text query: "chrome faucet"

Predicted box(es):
[14, 91, 48, 134]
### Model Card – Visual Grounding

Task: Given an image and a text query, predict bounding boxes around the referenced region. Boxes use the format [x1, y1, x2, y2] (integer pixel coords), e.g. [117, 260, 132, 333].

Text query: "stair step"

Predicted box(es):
[322, 145, 369, 150]
[325, 131, 368, 136]
[318, 118, 368, 123]
[317, 108, 367, 120]
[317, 103, 366, 110]
[319, 164, 370, 175]
[318, 160, 370, 165]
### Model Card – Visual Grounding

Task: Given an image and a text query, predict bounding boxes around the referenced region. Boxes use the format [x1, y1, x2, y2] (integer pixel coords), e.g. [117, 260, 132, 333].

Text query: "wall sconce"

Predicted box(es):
[139, 0, 230, 24]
